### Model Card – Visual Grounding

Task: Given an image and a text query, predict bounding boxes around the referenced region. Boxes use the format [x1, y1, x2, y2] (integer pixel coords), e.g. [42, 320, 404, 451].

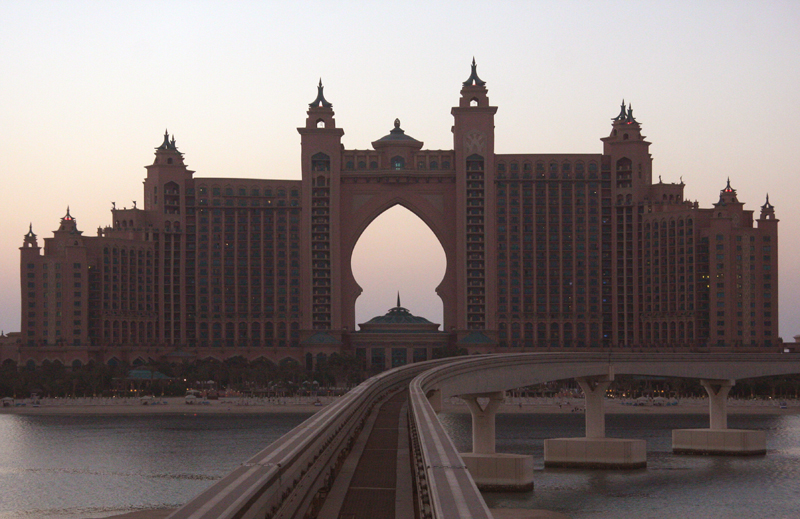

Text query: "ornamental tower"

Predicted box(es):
[299, 81, 345, 335]
[452, 59, 498, 334]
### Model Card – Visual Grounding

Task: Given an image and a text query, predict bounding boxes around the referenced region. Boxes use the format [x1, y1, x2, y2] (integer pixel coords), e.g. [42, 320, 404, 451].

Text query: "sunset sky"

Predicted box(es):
[1, 1, 799, 339]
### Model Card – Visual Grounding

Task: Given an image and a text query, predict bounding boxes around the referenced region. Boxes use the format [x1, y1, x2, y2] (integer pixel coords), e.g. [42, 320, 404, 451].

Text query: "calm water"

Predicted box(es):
[0, 412, 312, 519]
[1, 412, 799, 519]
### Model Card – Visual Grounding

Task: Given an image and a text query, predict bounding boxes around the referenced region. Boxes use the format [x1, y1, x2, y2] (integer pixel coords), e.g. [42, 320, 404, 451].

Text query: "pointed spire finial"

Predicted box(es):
[397, 291, 401, 308]
[157, 130, 172, 150]
[626, 103, 637, 123]
[309, 79, 333, 109]
[462, 57, 486, 87]
[613, 99, 627, 121]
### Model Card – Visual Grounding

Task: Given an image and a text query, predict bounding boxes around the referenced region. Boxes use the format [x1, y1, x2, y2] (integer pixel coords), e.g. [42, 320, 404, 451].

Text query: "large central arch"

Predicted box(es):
[339, 176, 458, 331]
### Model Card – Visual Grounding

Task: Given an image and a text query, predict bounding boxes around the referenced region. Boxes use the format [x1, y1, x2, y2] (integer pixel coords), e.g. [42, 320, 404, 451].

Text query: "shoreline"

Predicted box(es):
[0, 396, 328, 415]
[2, 396, 798, 416]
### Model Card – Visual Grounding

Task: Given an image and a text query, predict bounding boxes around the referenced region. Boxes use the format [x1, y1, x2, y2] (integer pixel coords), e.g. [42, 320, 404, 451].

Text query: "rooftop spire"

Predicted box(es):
[25, 222, 35, 237]
[309, 78, 333, 108]
[156, 129, 180, 152]
[612, 100, 638, 124]
[612, 99, 627, 121]
[626, 103, 637, 123]
[397, 291, 401, 308]
[462, 57, 486, 87]
[63, 206, 73, 221]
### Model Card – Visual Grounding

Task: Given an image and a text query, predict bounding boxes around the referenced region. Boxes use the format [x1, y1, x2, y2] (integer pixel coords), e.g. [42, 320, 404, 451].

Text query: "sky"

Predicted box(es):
[1, 1, 799, 338]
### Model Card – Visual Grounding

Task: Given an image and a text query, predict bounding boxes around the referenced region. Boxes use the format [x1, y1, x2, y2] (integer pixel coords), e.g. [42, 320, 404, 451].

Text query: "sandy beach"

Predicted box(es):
[0, 395, 332, 415]
[2, 395, 798, 416]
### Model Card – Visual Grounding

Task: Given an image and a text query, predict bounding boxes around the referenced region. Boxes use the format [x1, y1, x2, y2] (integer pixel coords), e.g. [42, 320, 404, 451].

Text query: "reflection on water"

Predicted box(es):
[0, 413, 311, 519]
[440, 413, 800, 519]
[1, 412, 799, 518]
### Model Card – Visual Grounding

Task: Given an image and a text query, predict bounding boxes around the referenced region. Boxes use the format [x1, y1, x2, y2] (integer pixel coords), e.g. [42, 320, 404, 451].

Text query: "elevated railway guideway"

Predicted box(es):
[165, 358, 455, 519]
[168, 352, 800, 519]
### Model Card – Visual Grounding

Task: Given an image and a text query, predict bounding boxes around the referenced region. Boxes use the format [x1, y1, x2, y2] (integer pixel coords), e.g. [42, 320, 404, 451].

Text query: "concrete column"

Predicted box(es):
[576, 376, 613, 439]
[701, 379, 735, 430]
[426, 388, 442, 413]
[462, 391, 504, 454]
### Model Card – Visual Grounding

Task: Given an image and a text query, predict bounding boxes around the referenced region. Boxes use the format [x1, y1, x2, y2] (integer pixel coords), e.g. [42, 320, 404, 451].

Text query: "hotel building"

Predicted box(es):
[10, 62, 779, 370]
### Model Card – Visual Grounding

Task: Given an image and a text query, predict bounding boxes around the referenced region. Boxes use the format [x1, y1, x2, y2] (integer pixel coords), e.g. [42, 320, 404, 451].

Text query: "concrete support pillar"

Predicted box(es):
[576, 376, 613, 439]
[545, 369, 645, 468]
[462, 391, 505, 454]
[426, 388, 442, 413]
[673, 378, 764, 455]
[701, 379, 735, 430]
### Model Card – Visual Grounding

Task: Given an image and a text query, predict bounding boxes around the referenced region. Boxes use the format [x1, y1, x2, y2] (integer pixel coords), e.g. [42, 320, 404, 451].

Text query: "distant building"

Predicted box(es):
[12, 61, 778, 371]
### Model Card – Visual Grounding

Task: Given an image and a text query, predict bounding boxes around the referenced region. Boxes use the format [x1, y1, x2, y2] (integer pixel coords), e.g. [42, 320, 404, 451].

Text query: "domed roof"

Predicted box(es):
[358, 294, 440, 333]
[372, 119, 423, 150]
[364, 305, 434, 326]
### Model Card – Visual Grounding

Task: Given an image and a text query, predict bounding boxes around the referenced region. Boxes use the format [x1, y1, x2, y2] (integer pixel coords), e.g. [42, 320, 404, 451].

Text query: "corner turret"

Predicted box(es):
[143, 130, 194, 211]
[602, 99, 652, 190]
[759, 194, 777, 221]
[22, 223, 39, 249]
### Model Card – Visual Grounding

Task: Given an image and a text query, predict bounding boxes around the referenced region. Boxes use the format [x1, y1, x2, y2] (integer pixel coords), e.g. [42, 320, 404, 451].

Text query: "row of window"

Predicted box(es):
[197, 186, 300, 198]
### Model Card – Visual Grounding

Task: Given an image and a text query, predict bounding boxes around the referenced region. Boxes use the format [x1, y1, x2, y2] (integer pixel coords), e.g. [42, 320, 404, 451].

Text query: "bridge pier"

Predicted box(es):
[460, 391, 533, 491]
[544, 373, 647, 469]
[672, 379, 766, 455]
[426, 388, 442, 413]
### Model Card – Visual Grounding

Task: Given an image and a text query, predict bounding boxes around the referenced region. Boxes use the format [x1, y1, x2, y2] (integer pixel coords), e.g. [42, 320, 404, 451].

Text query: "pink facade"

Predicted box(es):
[9, 62, 779, 370]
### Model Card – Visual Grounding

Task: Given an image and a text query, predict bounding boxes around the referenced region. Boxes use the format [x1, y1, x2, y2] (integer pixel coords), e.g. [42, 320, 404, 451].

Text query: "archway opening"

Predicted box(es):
[351, 205, 446, 330]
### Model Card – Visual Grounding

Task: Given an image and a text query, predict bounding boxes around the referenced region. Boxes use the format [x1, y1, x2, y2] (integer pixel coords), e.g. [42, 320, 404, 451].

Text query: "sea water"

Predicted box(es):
[1, 412, 798, 519]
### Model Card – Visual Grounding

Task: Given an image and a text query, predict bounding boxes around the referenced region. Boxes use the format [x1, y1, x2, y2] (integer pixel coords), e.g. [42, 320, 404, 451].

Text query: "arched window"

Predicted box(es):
[466, 154, 484, 172]
[391, 156, 405, 170]
[311, 152, 330, 172]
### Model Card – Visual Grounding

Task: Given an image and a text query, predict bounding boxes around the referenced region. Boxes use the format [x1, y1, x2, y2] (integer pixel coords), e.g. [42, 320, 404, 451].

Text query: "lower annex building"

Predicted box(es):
[8, 62, 779, 371]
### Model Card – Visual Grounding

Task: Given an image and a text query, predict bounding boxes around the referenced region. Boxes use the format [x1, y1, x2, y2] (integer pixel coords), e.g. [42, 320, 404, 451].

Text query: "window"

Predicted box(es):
[391, 156, 405, 170]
